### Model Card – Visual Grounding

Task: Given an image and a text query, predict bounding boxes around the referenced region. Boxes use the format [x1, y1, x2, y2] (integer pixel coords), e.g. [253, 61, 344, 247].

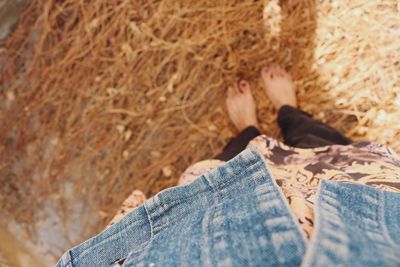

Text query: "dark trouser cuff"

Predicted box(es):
[215, 126, 261, 161]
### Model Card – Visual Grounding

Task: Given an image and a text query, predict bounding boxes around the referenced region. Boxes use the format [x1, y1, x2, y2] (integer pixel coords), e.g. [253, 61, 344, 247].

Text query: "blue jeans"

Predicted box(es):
[56, 149, 400, 267]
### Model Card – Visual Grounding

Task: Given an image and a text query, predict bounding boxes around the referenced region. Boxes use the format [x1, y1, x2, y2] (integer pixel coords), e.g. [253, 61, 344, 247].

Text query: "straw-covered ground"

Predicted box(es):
[0, 0, 399, 262]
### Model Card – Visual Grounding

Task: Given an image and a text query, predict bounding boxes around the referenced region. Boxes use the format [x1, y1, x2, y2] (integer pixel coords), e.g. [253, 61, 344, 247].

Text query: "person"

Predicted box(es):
[109, 65, 400, 236]
[57, 66, 400, 267]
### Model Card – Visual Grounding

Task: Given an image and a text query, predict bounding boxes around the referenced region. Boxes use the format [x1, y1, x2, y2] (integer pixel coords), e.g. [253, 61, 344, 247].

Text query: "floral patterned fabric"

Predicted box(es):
[109, 135, 400, 238]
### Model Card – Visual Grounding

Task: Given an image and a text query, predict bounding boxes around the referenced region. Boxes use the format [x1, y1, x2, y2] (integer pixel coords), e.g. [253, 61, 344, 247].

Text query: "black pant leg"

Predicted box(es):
[277, 105, 352, 148]
[215, 126, 261, 161]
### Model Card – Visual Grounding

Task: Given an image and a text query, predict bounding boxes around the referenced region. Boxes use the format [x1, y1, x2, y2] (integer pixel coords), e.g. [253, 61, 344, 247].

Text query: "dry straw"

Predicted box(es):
[0, 0, 399, 252]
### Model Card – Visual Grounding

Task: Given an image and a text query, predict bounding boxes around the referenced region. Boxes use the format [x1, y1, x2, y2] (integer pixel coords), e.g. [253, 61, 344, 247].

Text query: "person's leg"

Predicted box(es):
[277, 105, 351, 148]
[215, 80, 261, 161]
[215, 126, 261, 161]
[261, 65, 351, 148]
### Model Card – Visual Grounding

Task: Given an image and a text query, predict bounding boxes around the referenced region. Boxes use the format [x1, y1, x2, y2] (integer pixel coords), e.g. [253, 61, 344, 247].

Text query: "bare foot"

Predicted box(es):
[261, 65, 297, 110]
[226, 80, 259, 132]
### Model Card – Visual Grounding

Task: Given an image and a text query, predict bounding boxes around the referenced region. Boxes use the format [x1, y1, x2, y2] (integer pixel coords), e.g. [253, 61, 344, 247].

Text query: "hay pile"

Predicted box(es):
[0, 0, 399, 258]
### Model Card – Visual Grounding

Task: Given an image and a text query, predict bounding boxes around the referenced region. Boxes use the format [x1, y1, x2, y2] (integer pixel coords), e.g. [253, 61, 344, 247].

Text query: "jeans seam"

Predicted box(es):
[152, 159, 260, 209]
[255, 151, 308, 261]
[211, 160, 259, 194]
[143, 202, 154, 244]
[149, 160, 260, 230]
[203, 172, 219, 203]
[61, 251, 74, 267]
[115, 206, 154, 266]
[300, 181, 326, 267]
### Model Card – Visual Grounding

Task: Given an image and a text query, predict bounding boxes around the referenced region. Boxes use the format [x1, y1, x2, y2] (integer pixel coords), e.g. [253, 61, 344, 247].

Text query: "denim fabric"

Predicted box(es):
[303, 180, 400, 267]
[56, 149, 400, 267]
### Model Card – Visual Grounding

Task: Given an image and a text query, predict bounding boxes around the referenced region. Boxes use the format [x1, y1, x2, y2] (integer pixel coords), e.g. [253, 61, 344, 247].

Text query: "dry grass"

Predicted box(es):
[0, 0, 399, 260]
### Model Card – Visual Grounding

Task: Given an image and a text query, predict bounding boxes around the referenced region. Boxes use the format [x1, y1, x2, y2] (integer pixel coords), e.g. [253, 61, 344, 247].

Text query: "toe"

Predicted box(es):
[261, 66, 272, 81]
[239, 80, 250, 93]
[273, 65, 282, 74]
[263, 65, 276, 80]
[276, 66, 286, 77]
[232, 84, 240, 94]
[261, 66, 270, 76]
[227, 86, 234, 97]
